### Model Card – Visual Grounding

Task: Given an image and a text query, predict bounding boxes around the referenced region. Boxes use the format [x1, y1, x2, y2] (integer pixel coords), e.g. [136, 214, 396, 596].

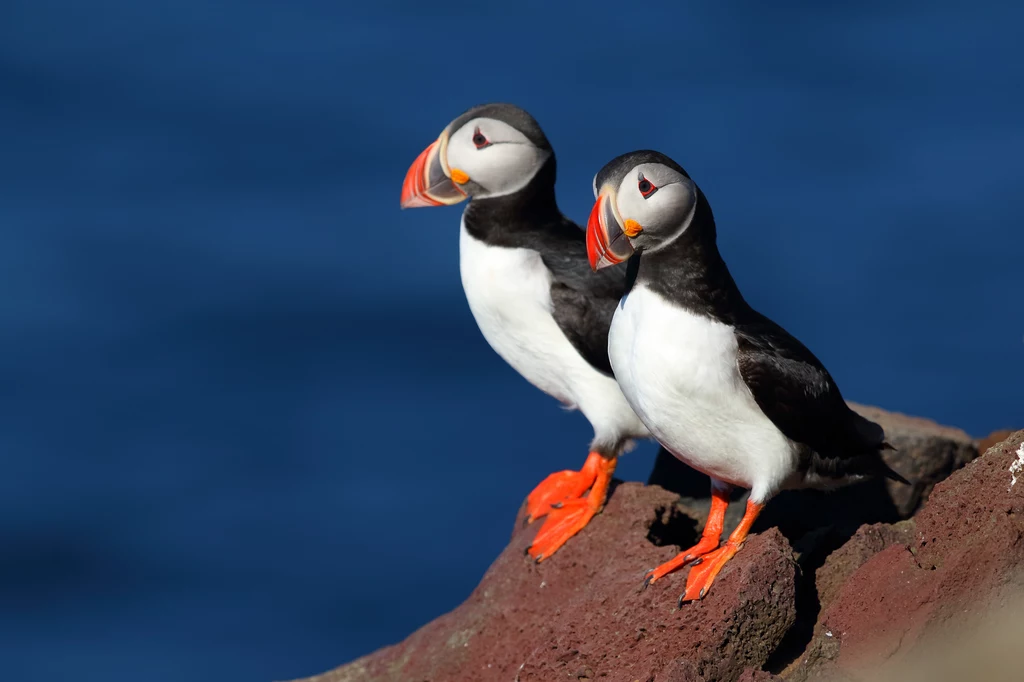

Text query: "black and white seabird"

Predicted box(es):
[586, 150, 908, 602]
[400, 104, 651, 561]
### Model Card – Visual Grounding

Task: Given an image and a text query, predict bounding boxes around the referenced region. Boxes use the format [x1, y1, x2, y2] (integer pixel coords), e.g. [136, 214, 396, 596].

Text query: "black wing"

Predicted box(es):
[540, 216, 628, 377]
[733, 309, 887, 462]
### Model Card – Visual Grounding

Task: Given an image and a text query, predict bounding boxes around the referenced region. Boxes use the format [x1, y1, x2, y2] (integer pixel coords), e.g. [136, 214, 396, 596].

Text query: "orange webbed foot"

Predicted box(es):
[677, 542, 740, 603]
[643, 535, 721, 587]
[643, 486, 729, 587]
[677, 499, 764, 603]
[526, 452, 614, 561]
[527, 498, 597, 561]
[526, 470, 594, 522]
[642, 489, 766, 603]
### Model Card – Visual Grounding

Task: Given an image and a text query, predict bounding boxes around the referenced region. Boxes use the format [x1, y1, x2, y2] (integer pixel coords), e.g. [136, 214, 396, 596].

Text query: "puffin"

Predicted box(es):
[585, 150, 908, 602]
[400, 103, 651, 561]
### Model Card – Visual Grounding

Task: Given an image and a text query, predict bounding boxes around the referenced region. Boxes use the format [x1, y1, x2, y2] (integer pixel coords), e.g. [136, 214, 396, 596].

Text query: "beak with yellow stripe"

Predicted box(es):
[400, 131, 471, 209]
[586, 150, 701, 271]
[586, 186, 639, 271]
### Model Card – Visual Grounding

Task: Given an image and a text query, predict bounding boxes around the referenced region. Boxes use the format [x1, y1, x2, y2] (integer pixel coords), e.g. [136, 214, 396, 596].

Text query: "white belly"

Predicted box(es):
[458, 219, 647, 446]
[608, 284, 797, 499]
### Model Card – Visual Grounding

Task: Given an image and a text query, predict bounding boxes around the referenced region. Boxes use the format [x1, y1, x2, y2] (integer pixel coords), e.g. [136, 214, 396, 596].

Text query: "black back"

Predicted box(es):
[463, 156, 628, 376]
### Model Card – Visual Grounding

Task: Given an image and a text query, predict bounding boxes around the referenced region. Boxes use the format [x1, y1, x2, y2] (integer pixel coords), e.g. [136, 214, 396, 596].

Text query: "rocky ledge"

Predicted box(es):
[293, 409, 1022, 682]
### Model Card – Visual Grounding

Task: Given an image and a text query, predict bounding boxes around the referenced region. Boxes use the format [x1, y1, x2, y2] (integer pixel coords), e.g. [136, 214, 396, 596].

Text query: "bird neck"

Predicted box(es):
[461, 157, 562, 242]
[634, 191, 749, 320]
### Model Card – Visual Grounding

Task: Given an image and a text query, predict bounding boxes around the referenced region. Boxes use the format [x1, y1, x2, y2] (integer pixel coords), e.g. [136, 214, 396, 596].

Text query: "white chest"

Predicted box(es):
[608, 285, 796, 496]
[457, 219, 647, 445]
[459, 219, 576, 405]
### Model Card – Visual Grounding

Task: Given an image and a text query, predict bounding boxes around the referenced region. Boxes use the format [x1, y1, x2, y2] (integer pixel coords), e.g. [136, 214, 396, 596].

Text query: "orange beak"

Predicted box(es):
[400, 135, 468, 209]
[586, 191, 634, 270]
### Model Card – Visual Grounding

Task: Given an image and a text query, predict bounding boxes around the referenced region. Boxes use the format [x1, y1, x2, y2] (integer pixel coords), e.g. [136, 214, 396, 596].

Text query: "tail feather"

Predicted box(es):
[850, 411, 910, 484]
[877, 442, 911, 485]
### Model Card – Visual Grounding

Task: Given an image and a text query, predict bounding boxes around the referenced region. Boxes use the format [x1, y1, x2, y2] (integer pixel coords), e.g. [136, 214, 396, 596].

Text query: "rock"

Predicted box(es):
[293, 483, 796, 682]
[736, 669, 781, 682]
[658, 659, 707, 682]
[798, 430, 1024, 676]
[814, 519, 916, 612]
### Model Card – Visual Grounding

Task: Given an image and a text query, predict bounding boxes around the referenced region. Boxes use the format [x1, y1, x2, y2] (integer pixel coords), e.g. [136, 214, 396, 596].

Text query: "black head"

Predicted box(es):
[586, 150, 703, 270]
[400, 103, 554, 208]
[446, 103, 552, 152]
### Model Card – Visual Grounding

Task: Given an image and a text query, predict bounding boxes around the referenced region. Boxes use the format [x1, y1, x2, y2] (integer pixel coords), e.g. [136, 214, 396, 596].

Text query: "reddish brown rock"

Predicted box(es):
[799, 430, 1024, 675]
[736, 669, 781, 681]
[814, 519, 916, 612]
[295, 483, 796, 682]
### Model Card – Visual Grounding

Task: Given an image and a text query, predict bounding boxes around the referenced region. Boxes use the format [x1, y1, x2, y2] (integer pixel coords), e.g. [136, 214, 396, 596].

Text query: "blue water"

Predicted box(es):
[2, 2, 1022, 681]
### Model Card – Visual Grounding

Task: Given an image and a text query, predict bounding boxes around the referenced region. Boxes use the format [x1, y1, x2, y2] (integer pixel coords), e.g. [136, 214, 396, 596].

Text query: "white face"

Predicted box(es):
[612, 162, 697, 252]
[445, 117, 551, 199]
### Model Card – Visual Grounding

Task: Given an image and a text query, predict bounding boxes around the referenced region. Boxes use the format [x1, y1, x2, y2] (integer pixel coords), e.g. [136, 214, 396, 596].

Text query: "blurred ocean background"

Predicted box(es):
[1, 1, 1022, 680]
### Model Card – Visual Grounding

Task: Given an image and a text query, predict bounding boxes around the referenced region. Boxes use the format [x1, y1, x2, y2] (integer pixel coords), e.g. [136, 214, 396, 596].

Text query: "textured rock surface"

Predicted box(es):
[814, 520, 916, 612]
[295, 483, 796, 682]
[736, 670, 782, 682]
[794, 429, 1024, 678]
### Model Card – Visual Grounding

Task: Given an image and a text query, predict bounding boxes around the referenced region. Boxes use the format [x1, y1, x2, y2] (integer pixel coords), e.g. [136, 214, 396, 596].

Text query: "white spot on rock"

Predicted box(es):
[1009, 443, 1024, 492]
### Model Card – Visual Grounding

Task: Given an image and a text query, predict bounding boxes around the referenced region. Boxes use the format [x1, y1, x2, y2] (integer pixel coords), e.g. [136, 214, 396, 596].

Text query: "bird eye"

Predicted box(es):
[472, 128, 491, 149]
[638, 173, 658, 199]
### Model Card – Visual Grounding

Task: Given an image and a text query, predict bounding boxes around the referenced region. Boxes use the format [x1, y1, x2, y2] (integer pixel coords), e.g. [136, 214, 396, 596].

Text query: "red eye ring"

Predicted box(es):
[638, 173, 658, 198]
[472, 128, 491, 149]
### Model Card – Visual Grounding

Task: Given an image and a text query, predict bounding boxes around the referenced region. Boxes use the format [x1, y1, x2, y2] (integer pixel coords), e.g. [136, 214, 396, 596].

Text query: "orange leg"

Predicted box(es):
[678, 499, 764, 603]
[526, 452, 615, 562]
[526, 451, 605, 522]
[644, 485, 731, 587]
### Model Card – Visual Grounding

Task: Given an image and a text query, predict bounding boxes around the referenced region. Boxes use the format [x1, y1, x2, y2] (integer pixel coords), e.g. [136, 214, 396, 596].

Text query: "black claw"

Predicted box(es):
[534, 554, 543, 563]
[699, 588, 706, 599]
[677, 594, 685, 609]
[691, 558, 704, 566]
[552, 502, 563, 509]
[642, 575, 652, 590]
